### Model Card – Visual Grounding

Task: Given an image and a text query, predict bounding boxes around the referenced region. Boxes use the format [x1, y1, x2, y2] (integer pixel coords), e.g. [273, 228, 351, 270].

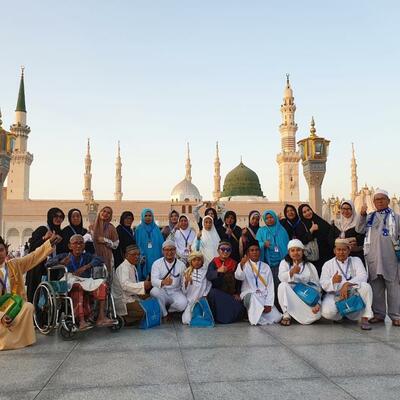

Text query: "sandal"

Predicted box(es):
[361, 322, 372, 331]
[280, 318, 291, 326]
[392, 320, 400, 327]
[369, 317, 385, 324]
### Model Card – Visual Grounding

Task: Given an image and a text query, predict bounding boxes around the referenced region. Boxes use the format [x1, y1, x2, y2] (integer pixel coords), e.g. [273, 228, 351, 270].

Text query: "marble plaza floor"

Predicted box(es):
[2, 319, 400, 400]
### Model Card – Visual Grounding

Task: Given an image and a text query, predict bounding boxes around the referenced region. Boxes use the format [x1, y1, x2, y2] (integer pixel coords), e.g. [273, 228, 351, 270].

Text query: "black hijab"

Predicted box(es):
[115, 211, 136, 268]
[119, 211, 134, 227]
[280, 204, 311, 244]
[47, 207, 65, 235]
[66, 208, 85, 235]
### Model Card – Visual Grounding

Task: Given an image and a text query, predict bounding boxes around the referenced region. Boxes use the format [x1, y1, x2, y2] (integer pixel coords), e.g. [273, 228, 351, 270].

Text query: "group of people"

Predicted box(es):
[1, 188, 399, 351]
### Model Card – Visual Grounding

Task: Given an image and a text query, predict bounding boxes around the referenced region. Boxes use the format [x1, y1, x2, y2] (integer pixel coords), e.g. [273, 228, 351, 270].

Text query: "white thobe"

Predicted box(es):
[150, 257, 187, 317]
[181, 265, 211, 324]
[277, 260, 321, 324]
[235, 260, 281, 325]
[320, 256, 373, 321]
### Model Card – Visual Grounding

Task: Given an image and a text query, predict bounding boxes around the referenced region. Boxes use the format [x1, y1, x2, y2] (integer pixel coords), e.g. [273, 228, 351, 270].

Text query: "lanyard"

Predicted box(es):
[162, 258, 179, 278]
[122, 226, 134, 239]
[145, 225, 154, 241]
[249, 261, 262, 288]
[179, 229, 193, 247]
[70, 255, 84, 272]
[287, 218, 301, 231]
[0, 264, 8, 294]
[335, 258, 352, 280]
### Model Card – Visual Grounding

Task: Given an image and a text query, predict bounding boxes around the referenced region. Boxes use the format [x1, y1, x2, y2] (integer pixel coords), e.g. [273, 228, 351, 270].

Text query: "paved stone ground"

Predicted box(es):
[2, 319, 400, 400]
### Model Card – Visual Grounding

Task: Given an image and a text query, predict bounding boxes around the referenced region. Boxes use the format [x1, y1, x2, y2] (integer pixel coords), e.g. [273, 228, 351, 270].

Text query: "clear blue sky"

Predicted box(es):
[1, 1, 399, 201]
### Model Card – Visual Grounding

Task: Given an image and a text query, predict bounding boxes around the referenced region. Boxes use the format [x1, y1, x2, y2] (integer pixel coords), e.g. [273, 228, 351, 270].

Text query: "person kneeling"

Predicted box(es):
[320, 238, 373, 330]
[115, 245, 152, 325]
[235, 243, 281, 325]
[182, 251, 211, 324]
[150, 240, 187, 318]
[278, 239, 321, 326]
[46, 234, 114, 331]
[1, 232, 60, 350]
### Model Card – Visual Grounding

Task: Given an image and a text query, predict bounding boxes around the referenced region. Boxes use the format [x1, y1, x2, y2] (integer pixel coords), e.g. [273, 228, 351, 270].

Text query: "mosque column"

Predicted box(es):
[298, 118, 330, 215]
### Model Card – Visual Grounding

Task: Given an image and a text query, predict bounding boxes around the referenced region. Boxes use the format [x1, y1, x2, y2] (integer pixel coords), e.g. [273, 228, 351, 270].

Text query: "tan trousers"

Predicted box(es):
[125, 295, 149, 324]
[0, 302, 36, 351]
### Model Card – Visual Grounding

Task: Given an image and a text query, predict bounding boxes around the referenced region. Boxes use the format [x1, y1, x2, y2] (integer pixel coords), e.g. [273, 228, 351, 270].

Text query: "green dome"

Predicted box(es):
[221, 162, 264, 197]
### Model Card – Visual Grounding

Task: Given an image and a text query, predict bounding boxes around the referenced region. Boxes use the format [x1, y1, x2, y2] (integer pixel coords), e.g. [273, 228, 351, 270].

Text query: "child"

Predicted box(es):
[182, 251, 211, 324]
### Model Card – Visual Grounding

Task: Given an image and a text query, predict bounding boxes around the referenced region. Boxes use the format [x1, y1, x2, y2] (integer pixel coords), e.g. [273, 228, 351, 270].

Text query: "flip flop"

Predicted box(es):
[361, 322, 372, 330]
[369, 317, 385, 324]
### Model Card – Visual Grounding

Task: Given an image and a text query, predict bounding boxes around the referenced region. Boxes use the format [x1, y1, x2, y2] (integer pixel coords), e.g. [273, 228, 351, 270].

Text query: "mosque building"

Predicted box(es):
[1, 69, 399, 250]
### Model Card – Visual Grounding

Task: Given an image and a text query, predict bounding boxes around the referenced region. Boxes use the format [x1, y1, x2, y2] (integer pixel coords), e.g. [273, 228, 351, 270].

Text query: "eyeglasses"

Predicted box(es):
[54, 214, 64, 219]
[219, 247, 232, 253]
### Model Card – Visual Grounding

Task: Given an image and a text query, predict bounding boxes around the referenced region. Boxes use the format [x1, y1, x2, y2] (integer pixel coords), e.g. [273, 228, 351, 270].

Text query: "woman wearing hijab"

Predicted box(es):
[60, 209, 94, 254]
[174, 215, 196, 265]
[239, 210, 260, 257]
[196, 215, 220, 267]
[298, 203, 334, 275]
[280, 204, 313, 245]
[332, 200, 365, 262]
[256, 210, 289, 306]
[92, 206, 119, 272]
[135, 209, 164, 280]
[114, 211, 136, 268]
[216, 211, 242, 263]
[25, 208, 65, 302]
[161, 210, 179, 240]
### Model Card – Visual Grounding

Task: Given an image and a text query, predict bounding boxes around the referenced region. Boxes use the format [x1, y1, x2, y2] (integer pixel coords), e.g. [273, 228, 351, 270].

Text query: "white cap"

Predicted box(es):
[162, 240, 176, 249]
[287, 239, 304, 250]
[374, 189, 389, 199]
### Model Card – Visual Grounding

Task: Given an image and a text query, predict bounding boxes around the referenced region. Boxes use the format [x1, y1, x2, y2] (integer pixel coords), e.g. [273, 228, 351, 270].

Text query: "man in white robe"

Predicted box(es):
[320, 238, 373, 330]
[115, 245, 152, 323]
[235, 243, 281, 325]
[151, 240, 187, 317]
[356, 189, 400, 325]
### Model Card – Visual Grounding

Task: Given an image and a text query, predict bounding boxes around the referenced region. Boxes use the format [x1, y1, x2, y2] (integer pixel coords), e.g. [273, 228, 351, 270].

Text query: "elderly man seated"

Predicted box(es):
[150, 240, 187, 318]
[115, 245, 152, 325]
[320, 238, 373, 330]
[46, 234, 114, 330]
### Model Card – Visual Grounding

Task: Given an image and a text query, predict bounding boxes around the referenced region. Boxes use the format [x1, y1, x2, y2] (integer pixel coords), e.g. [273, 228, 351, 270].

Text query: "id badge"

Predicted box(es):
[147, 241, 153, 249]
[274, 246, 279, 253]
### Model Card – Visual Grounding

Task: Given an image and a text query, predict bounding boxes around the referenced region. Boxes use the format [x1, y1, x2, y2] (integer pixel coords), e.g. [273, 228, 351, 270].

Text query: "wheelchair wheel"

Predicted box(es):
[33, 282, 57, 334]
[109, 315, 124, 332]
[59, 316, 78, 341]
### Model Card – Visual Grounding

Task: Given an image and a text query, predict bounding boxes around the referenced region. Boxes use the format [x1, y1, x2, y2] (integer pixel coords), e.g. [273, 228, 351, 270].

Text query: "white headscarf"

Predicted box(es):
[174, 214, 196, 257]
[199, 215, 220, 267]
[336, 200, 357, 237]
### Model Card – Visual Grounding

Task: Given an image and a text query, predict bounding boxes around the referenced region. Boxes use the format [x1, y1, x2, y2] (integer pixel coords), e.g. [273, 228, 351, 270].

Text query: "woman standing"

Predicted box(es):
[332, 200, 365, 262]
[194, 203, 224, 231]
[114, 211, 136, 268]
[135, 208, 164, 280]
[217, 211, 242, 263]
[92, 206, 119, 272]
[298, 204, 334, 275]
[25, 208, 65, 302]
[161, 210, 179, 240]
[239, 210, 260, 258]
[196, 215, 220, 268]
[173, 215, 196, 265]
[280, 204, 313, 245]
[60, 208, 94, 254]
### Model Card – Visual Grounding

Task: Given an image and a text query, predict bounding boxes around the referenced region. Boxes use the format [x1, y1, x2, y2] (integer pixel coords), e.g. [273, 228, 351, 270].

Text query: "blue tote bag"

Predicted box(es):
[335, 293, 365, 317]
[139, 298, 162, 329]
[293, 282, 320, 307]
[190, 298, 214, 328]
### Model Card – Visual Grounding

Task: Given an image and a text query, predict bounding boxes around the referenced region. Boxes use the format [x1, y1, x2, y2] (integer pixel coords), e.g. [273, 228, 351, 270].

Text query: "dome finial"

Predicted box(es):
[310, 116, 317, 137]
[286, 73, 290, 87]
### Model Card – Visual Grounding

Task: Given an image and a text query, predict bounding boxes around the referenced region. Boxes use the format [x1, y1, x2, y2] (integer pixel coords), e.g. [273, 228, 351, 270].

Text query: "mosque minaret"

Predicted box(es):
[276, 74, 300, 203]
[82, 138, 94, 202]
[213, 141, 221, 201]
[114, 141, 123, 201]
[351, 143, 358, 202]
[7, 67, 33, 200]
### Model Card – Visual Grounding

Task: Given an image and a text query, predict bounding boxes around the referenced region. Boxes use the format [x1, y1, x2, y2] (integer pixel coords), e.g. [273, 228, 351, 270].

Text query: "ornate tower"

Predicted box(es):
[213, 141, 221, 201]
[351, 143, 358, 201]
[7, 67, 33, 200]
[185, 142, 192, 182]
[276, 74, 300, 202]
[82, 138, 93, 202]
[114, 141, 122, 201]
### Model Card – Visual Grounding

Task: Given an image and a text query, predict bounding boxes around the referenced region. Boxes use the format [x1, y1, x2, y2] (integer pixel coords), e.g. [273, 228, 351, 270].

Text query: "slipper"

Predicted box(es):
[96, 319, 115, 327]
[361, 322, 371, 331]
[392, 320, 400, 327]
[280, 318, 291, 326]
[369, 317, 385, 324]
[79, 322, 93, 332]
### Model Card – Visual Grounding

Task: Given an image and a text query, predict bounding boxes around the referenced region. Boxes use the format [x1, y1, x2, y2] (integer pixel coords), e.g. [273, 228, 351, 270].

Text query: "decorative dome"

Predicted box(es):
[221, 161, 264, 198]
[171, 178, 202, 202]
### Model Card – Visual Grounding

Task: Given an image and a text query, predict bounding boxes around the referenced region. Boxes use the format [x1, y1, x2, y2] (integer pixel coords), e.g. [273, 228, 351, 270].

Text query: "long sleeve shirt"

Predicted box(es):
[151, 257, 186, 293]
[115, 259, 145, 304]
[278, 259, 320, 286]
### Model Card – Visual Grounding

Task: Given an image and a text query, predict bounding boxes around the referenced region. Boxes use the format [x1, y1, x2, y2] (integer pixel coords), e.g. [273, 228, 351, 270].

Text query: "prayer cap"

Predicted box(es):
[334, 238, 351, 248]
[188, 251, 204, 264]
[374, 189, 389, 199]
[287, 239, 304, 250]
[162, 240, 176, 249]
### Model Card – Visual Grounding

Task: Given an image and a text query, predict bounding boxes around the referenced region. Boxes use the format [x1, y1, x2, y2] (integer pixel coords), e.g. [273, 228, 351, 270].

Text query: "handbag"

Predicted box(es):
[190, 297, 215, 328]
[0, 293, 24, 319]
[335, 292, 365, 317]
[304, 239, 319, 261]
[139, 298, 162, 329]
[293, 282, 320, 307]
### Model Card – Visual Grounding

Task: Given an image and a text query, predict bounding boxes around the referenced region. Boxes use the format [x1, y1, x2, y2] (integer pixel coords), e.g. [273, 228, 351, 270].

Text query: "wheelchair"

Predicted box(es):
[32, 264, 124, 340]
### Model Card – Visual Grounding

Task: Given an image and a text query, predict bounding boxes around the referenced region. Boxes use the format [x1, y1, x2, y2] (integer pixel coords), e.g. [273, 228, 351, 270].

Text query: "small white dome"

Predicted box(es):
[171, 178, 202, 202]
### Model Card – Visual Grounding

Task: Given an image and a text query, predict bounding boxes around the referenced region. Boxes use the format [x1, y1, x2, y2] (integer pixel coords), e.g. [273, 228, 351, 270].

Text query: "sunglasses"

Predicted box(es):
[219, 247, 232, 253]
[54, 214, 64, 219]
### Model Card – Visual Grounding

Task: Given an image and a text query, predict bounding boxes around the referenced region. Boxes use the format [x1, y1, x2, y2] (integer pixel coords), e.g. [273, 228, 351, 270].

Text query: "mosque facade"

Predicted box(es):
[1, 69, 399, 250]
